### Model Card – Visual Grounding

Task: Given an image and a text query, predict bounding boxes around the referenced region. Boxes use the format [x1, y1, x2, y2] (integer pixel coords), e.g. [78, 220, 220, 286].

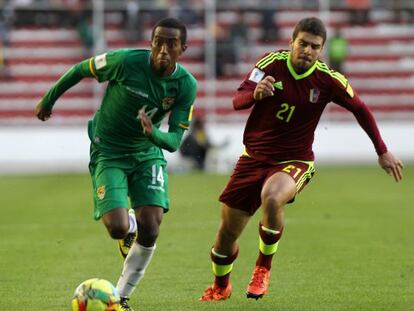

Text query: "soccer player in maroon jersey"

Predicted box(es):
[200, 17, 403, 302]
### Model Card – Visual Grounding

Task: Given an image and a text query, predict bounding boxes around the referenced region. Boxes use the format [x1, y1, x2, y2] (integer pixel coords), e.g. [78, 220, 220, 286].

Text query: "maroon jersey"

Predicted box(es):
[234, 50, 387, 163]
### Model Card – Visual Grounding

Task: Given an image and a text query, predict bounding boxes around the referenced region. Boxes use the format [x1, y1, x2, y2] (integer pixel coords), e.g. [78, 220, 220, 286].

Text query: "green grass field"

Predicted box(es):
[1, 166, 413, 310]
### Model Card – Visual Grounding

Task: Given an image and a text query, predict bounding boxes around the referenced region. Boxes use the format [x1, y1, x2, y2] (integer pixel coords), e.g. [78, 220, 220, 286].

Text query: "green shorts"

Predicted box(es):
[89, 154, 169, 220]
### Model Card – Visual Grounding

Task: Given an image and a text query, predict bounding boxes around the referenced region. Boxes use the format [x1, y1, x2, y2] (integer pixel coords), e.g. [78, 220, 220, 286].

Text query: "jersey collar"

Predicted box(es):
[287, 53, 318, 80]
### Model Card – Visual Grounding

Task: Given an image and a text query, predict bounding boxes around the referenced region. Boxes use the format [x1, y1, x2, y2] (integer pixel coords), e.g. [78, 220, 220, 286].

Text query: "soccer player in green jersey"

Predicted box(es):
[36, 18, 197, 311]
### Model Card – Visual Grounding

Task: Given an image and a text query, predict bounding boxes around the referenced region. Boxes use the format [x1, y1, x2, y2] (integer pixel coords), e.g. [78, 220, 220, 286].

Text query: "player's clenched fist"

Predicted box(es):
[139, 110, 153, 136]
[35, 101, 52, 121]
[253, 75, 276, 101]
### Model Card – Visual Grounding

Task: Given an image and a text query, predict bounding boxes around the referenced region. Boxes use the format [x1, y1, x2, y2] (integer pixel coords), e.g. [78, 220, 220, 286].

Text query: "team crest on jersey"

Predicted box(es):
[309, 88, 320, 103]
[161, 97, 175, 110]
[97, 186, 106, 200]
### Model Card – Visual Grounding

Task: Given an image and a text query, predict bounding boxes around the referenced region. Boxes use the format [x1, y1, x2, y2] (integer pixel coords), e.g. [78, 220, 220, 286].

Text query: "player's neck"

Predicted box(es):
[150, 60, 176, 77]
[291, 64, 306, 75]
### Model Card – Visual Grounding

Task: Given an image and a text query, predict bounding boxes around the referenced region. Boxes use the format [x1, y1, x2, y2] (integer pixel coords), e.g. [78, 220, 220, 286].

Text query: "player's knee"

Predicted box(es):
[137, 232, 158, 247]
[138, 222, 160, 245]
[107, 224, 129, 239]
[262, 192, 285, 210]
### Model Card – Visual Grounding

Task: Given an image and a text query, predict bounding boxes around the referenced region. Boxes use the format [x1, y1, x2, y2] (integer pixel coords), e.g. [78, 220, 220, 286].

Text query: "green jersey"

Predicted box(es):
[40, 49, 197, 161]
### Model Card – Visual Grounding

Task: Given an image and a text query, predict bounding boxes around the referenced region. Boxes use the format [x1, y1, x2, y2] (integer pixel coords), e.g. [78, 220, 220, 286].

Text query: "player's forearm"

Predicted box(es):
[351, 103, 388, 155]
[40, 59, 93, 109]
[149, 126, 185, 152]
[233, 90, 255, 110]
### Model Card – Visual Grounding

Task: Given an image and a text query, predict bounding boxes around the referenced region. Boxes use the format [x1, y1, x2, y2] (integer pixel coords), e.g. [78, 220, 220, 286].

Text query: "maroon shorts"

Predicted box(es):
[219, 156, 315, 215]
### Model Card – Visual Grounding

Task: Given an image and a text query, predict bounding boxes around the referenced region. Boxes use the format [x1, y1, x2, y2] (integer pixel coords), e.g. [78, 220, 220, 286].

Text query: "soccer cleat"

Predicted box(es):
[120, 297, 134, 311]
[199, 283, 232, 301]
[118, 230, 138, 259]
[246, 266, 271, 300]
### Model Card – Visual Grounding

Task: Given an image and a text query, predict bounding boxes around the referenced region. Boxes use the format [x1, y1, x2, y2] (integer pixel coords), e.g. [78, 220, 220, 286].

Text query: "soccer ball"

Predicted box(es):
[71, 278, 121, 311]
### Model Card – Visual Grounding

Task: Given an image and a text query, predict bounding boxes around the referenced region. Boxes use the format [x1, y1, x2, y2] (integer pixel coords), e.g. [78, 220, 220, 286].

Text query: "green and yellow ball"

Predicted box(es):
[72, 278, 120, 311]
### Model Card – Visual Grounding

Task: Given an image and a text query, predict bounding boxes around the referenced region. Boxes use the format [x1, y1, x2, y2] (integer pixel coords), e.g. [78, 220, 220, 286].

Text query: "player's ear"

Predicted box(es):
[181, 44, 188, 52]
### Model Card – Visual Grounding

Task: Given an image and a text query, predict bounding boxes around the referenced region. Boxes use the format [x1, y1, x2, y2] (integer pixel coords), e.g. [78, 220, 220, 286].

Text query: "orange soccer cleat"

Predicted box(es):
[199, 283, 233, 301]
[246, 266, 271, 300]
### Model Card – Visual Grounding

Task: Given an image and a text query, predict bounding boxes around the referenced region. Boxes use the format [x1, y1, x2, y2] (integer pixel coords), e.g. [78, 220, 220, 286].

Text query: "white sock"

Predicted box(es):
[127, 209, 137, 234]
[116, 243, 156, 297]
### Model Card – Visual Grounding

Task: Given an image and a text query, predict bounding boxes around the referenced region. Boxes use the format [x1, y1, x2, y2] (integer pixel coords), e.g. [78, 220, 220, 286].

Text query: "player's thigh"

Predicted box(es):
[264, 160, 316, 204]
[129, 160, 169, 211]
[90, 162, 129, 220]
[261, 172, 297, 206]
[219, 156, 268, 216]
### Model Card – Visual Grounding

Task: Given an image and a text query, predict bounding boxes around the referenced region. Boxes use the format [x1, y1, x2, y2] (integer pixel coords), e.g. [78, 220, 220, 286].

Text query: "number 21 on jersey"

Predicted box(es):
[276, 103, 295, 123]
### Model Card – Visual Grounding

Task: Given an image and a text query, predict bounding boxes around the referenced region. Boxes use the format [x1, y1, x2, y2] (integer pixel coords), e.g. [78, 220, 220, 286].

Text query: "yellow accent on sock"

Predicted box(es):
[259, 237, 279, 256]
[212, 262, 233, 277]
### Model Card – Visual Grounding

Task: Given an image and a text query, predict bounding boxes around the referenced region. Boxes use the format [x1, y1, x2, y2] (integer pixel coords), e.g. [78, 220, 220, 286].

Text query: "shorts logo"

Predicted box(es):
[97, 185, 106, 200]
[161, 97, 175, 110]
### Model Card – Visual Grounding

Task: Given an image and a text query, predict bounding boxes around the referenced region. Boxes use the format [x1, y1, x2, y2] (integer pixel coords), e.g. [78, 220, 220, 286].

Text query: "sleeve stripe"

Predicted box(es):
[256, 51, 289, 69]
[89, 58, 98, 79]
[179, 123, 189, 129]
[188, 105, 194, 121]
[178, 105, 193, 130]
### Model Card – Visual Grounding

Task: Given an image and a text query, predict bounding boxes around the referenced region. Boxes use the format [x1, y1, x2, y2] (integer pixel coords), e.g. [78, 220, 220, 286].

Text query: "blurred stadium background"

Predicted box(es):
[0, 0, 413, 173]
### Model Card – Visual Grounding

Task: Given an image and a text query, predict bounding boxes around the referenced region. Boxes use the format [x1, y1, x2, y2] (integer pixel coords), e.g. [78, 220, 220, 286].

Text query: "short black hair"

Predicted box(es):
[152, 17, 187, 45]
[292, 17, 327, 44]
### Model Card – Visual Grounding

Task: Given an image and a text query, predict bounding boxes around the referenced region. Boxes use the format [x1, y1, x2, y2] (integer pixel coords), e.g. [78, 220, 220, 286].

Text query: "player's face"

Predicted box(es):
[151, 27, 187, 76]
[290, 31, 324, 73]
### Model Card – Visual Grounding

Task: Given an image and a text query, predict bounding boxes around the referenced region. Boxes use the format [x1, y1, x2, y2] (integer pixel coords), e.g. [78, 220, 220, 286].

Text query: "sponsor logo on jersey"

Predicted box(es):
[249, 68, 265, 83]
[97, 185, 106, 200]
[309, 88, 320, 103]
[273, 81, 283, 90]
[161, 97, 175, 110]
[125, 86, 149, 98]
[94, 53, 107, 70]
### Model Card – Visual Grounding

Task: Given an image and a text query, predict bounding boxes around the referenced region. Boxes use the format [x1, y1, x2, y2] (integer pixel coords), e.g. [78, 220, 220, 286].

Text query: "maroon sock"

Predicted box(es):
[214, 273, 230, 288]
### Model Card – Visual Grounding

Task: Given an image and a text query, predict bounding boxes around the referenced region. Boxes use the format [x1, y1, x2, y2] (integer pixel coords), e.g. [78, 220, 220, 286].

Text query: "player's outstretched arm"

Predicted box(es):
[35, 59, 95, 122]
[378, 151, 404, 182]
